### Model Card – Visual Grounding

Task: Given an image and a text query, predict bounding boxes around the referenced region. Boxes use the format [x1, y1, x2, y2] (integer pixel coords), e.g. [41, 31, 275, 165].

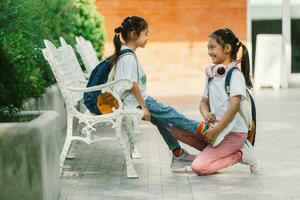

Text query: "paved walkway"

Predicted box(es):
[60, 88, 300, 200]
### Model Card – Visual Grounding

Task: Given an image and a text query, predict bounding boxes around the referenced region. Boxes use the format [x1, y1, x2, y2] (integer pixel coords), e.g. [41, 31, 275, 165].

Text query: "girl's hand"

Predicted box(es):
[142, 107, 151, 121]
[205, 127, 221, 143]
[204, 112, 217, 123]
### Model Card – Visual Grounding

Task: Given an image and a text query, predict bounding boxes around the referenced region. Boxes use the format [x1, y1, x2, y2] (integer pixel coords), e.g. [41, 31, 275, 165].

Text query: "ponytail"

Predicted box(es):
[109, 26, 123, 68]
[240, 43, 252, 88]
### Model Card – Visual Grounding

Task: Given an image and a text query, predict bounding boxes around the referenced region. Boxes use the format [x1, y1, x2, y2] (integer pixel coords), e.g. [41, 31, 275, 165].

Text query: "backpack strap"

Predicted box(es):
[225, 67, 239, 96]
[119, 48, 135, 55]
[118, 49, 140, 83]
[119, 49, 140, 83]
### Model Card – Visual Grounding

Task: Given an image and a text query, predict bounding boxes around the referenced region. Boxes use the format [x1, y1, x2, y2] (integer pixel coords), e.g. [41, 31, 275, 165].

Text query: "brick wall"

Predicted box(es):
[96, 0, 246, 42]
[95, 0, 247, 97]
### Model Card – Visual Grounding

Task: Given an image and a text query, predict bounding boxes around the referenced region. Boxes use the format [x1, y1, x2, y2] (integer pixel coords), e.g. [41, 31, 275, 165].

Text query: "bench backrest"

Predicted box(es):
[75, 36, 100, 73]
[42, 40, 82, 107]
[59, 37, 86, 86]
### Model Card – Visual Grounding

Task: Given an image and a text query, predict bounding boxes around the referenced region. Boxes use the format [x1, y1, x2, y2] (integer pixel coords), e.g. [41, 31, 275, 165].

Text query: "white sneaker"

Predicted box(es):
[240, 140, 259, 173]
[170, 149, 196, 169]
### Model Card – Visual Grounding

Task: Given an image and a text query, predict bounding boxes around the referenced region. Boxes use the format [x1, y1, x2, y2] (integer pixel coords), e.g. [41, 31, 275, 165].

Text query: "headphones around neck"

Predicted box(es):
[205, 60, 241, 78]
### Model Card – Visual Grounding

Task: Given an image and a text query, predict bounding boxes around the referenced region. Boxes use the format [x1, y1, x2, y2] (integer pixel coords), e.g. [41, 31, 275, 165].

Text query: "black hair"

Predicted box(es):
[108, 16, 148, 67]
[210, 28, 252, 88]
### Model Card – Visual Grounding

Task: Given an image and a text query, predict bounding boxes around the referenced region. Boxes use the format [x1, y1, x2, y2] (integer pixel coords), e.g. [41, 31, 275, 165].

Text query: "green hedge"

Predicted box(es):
[0, 0, 106, 119]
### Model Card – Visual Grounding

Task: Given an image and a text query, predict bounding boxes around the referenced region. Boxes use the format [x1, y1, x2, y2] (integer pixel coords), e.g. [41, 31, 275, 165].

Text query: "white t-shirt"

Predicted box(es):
[114, 45, 148, 108]
[203, 70, 249, 145]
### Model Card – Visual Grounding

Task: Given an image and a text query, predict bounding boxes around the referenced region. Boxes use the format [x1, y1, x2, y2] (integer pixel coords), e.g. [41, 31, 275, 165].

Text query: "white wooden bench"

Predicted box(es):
[75, 36, 100, 74]
[42, 39, 143, 178]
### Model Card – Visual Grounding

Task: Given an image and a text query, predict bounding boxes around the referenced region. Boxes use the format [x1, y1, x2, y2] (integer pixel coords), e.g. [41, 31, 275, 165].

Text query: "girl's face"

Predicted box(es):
[207, 37, 230, 64]
[135, 28, 149, 48]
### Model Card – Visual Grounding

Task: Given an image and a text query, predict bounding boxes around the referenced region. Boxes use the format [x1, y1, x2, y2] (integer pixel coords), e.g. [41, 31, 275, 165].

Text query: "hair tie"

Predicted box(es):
[237, 41, 243, 47]
[114, 26, 123, 34]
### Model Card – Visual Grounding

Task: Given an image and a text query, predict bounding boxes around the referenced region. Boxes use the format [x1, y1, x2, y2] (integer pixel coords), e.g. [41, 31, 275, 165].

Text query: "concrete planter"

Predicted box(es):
[0, 111, 61, 200]
[23, 84, 67, 132]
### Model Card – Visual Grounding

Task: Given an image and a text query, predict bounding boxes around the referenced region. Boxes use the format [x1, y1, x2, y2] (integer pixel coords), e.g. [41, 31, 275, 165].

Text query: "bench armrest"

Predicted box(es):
[68, 79, 132, 93]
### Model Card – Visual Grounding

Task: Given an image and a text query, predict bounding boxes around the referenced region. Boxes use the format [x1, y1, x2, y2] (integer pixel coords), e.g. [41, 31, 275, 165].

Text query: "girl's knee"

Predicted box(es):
[192, 165, 208, 176]
[191, 161, 209, 176]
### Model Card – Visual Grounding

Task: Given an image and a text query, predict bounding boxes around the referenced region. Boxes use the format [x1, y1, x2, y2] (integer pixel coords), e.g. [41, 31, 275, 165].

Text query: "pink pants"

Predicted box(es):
[171, 127, 247, 175]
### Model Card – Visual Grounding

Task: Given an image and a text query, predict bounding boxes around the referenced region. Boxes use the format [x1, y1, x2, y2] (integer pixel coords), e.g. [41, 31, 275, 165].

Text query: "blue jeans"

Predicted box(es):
[145, 96, 200, 150]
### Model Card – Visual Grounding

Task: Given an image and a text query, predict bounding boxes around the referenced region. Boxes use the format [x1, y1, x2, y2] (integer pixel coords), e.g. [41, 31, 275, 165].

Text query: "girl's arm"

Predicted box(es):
[200, 97, 216, 122]
[199, 97, 210, 117]
[205, 95, 241, 142]
[131, 82, 151, 121]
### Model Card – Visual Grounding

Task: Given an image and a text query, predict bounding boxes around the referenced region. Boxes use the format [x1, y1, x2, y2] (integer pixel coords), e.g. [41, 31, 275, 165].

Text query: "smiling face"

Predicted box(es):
[207, 37, 226, 64]
[207, 37, 231, 65]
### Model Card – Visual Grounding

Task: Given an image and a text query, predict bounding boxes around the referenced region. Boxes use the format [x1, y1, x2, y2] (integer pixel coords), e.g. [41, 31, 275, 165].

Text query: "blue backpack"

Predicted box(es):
[208, 67, 257, 146]
[83, 49, 135, 115]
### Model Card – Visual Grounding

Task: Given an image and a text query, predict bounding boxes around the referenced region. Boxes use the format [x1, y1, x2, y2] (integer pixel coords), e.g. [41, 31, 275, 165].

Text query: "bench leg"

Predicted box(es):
[121, 115, 136, 154]
[129, 116, 142, 159]
[133, 116, 142, 135]
[131, 145, 142, 159]
[60, 114, 73, 175]
[122, 116, 142, 159]
[121, 115, 142, 159]
[116, 116, 138, 178]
